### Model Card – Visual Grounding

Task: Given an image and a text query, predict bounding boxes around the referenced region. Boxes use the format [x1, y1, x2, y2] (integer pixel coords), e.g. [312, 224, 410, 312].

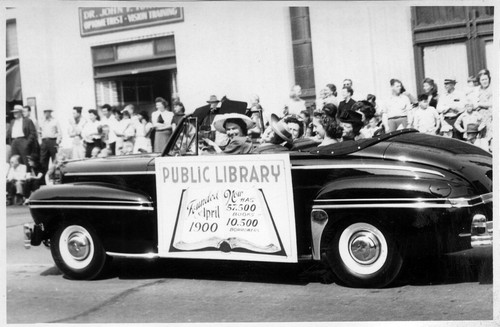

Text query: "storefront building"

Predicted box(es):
[5, 3, 495, 147]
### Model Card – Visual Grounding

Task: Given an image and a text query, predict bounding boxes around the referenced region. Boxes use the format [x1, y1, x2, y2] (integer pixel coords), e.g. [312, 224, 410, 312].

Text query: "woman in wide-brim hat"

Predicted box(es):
[203, 113, 254, 154]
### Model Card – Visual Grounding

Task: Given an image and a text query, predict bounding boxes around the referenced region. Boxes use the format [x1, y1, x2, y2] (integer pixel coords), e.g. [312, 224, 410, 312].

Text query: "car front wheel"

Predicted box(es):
[51, 222, 110, 280]
[326, 220, 403, 288]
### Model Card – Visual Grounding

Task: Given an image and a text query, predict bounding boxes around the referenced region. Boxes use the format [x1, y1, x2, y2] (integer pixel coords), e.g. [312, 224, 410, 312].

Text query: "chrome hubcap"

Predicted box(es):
[349, 231, 381, 265]
[67, 232, 90, 261]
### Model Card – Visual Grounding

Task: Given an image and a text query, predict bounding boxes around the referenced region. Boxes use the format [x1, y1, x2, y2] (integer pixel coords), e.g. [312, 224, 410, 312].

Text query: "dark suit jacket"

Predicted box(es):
[337, 98, 356, 119]
[192, 98, 248, 126]
[7, 117, 38, 146]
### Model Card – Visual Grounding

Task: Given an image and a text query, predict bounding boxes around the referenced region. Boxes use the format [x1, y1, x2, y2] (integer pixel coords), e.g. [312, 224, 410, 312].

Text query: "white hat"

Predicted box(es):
[213, 113, 255, 134]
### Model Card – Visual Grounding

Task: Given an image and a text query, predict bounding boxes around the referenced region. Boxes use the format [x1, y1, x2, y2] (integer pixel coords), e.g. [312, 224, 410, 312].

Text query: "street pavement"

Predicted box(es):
[6, 206, 493, 323]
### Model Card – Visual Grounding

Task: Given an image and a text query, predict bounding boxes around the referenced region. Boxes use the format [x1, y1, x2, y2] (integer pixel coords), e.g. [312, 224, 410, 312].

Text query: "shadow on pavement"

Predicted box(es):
[397, 255, 492, 287]
[40, 266, 63, 276]
[83, 254, 492, 288]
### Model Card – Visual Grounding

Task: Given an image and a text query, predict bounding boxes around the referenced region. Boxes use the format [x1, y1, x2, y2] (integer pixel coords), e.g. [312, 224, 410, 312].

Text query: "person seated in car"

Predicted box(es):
[339, 110, 364, 141]
[312, 112, 343, 147]
[353, 101, 378, 139]
[253, 114, 293, 153]
[283, 115, 304, 141]
[322, 103, 338, 119]
[202, 113, 254, 154]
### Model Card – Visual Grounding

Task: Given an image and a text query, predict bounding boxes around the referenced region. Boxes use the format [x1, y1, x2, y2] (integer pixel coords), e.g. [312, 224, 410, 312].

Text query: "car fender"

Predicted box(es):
[310, 174, 473, 260]
[28, 182, 156, 253]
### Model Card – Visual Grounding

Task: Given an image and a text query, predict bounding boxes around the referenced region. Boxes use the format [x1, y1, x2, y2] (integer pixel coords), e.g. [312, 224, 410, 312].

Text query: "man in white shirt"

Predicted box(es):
[437, 78, 465, 139]
[7, 105, 38, 165]
[100, 104, 118, 155]
[39, 109, 61, 172]
[283, 85, 306, 116]
[6, 154, 27, 205]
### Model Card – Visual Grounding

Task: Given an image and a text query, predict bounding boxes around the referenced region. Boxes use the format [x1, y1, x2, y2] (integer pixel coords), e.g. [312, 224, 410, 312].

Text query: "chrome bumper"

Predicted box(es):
[23, 223, 33, 249]
[471, 214, 493, 248]
[23, 223, 45, 248]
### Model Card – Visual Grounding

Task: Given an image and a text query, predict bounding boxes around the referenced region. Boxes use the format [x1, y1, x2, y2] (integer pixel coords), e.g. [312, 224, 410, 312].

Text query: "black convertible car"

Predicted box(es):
[24, 114, 493, 288]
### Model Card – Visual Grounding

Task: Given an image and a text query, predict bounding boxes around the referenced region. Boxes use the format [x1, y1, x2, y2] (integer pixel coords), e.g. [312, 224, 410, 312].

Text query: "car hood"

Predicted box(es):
[61, 153, 160, 175]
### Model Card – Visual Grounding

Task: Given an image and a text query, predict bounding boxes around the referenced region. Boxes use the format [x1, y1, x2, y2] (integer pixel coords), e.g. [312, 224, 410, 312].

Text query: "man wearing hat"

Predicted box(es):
[39, 108, 61, 173]
[202, 113, 254, 154]
[339, 110, 364, 141]
[437, 78, 465, 139]
[6, 104, 38, 165]
[454, 98, 484, 146]
[198, 95, 221, 141]
[253, 114, 293, 153]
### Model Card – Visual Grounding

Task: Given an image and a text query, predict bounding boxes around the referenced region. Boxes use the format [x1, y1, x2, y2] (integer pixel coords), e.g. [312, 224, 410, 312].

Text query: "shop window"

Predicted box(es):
[485, 40, 494, 69]
[117, 41, 154, 61]
[290, 7, 315, 101]
[6, 19, 19, 59]
[6, 19, 23, 116]
[92, 35, 177, 113]
[95, 80, 119, 106]
[412, 6, 494, 93]
[423, 43, 469, 92]
[414, 7, 466, 26]
[155, 37, 176, 56]
[95, 70, 173, 114]
[91, 35, 176, 78]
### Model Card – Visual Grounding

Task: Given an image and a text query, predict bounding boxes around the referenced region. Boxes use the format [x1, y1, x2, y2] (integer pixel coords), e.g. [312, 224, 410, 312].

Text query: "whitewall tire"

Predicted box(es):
[327, 220, 403, 288]
[51, 222, 110, 280]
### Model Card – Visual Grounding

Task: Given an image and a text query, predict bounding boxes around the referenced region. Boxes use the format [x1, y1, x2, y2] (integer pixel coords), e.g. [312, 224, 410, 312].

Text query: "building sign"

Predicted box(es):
[79, 7, 184, 37]
[155, 154, 298, 263]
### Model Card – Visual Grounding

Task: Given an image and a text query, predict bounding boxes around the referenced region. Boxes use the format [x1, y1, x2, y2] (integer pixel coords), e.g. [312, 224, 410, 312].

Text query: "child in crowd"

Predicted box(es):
[412, 94, 440, 135]
[6, 155, 27, 205]
[23, 155, 43, 204]
[90, 147, 101, 158]
[454, 99, 484, 147]
[45, 152, 66, 185]
[98, 148, 113, 158]
[361, 116, 382, 138]
[465, 76, 478, 97]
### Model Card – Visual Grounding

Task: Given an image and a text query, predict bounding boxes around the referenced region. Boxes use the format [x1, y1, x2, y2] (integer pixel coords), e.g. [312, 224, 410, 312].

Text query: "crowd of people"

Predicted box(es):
[5, 68, 493, 205]
[5, 97, 186, 205]
[198, 69, 493, 156]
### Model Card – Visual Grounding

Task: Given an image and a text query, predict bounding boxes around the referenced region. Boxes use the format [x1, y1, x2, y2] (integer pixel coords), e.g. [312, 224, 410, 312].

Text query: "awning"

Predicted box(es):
[6, 60, 22, 102]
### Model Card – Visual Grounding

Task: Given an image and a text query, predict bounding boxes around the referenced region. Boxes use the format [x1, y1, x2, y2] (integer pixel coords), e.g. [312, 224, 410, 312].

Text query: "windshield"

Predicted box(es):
[168, 117, 198, 156]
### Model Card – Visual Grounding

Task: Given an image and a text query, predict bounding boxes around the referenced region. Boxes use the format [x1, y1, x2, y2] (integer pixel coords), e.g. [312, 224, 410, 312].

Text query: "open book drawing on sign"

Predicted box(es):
[169, 187, 287, 256]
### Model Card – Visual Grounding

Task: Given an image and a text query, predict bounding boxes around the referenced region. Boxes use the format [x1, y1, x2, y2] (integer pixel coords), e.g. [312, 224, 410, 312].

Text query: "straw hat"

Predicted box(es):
[213, 113, 255, 134]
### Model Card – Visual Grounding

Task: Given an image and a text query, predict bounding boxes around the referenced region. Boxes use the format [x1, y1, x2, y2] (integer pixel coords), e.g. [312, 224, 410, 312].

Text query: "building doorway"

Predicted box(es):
[91, 35, 177, 115]
[95, 69, 177, 115]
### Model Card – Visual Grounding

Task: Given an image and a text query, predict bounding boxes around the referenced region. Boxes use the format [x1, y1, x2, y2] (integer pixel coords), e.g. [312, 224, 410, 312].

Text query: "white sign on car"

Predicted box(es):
[155, 153, 297, 263]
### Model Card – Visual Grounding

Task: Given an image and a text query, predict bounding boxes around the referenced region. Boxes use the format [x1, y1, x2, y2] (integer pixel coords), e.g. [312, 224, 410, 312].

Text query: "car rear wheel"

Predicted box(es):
[326, 220, 403, 288]
[51, 221, 111, 280]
